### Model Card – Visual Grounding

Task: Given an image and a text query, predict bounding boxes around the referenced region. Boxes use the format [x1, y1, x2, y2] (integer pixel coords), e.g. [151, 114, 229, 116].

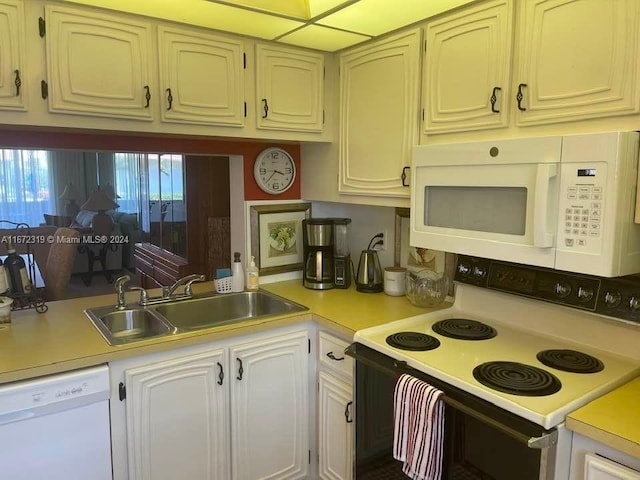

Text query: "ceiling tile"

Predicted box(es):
[278, 24, 370, 51]
[318, 0, 477, 36]
[212, 0, 310, 19]
[60, 0, 304, 39]
[308, 0, 355, 18]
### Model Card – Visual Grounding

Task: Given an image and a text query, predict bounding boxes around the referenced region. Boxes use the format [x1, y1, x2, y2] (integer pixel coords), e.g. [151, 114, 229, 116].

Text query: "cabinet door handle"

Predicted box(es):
[144, 85, 151, 108]
[345, 401, 353, 423]
[261, 98, 269, 118]
[401, 166, 410, 187]
[166, 88, 173, 110]
[326, 351, 345, 361]
[516, 83, 527, 111]
[217, 362, 224, 385]
[490, 86, 501, 113]
[14, 70, 21, 96]
[236, 358, 244, 380]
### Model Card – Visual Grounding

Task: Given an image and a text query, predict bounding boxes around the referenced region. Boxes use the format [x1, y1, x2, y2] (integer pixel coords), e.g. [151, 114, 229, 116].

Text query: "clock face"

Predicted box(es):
[253, 147, 296, 195]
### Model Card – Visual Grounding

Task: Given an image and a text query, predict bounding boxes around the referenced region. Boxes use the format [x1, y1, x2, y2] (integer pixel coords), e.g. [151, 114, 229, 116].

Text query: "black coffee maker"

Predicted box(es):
[302, 218, 351, 290]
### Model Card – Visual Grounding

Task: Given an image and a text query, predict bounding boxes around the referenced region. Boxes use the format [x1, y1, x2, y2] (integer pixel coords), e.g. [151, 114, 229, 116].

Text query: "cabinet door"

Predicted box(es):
[585, 453, 640, 480]
[0, 0, 25, 111]
[45, 5, 153, 120]
[318, 371, 353, 480]
[339, 29, 421, 198]
[516, 0, 640, 125]
[124, 350, 229, 480]
[256, 44, 324, 132]
[158, 26, 244, 126]
[230, 330, 309, 480]
[423, 0, 513, 134]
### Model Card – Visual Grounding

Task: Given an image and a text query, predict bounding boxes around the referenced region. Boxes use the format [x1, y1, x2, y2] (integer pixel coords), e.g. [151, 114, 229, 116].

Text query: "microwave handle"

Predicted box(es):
[533, 164, 558, 248]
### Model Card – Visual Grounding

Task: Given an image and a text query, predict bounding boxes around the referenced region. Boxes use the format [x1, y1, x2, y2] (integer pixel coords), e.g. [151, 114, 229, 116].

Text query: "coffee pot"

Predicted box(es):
[355, 249, 383, 293]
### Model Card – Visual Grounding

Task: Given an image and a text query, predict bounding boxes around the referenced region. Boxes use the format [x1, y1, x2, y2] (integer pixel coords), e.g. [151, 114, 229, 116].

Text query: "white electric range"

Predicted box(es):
[348, 256, 640, 480]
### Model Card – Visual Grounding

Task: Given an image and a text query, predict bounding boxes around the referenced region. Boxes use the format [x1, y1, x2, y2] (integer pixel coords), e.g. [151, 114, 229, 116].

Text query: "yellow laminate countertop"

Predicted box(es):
[0, 280, 446, 385]
[566, 377, 640, 459]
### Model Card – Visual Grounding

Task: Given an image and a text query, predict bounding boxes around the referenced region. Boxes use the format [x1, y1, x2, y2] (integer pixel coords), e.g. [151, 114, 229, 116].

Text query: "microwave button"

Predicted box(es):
[582, 208, 590, 215]
[581, 223, 588, 229]
[592, 193, 602, 200]
[573, 215, 581, 221]
[581, 215, 589, 222]
[578, 239, 586, 246]
[565, 221, 572, 228]
[578, 186, 591, 193]
[566, 208, 573, 214]
[568, 192, 577, 199]
[591, 223, 601, 229]
[591, 209, 601, 218]
[565, 229, 571, 234]
[573, 222, 580, 228]
[592, 186, 602, 193]
[565, 238, 575, 247]
[589, 230, 600, 237]
[566, 214, 573, 221]
[579, 193, 590, 200]
[591, 202, 601, 208]
[572, 229, 580, 235]
[568, 187, 577, 193]
[573, 208, 581, 214]
[591, 218, 600, 225]
[579, 231, 587, 237]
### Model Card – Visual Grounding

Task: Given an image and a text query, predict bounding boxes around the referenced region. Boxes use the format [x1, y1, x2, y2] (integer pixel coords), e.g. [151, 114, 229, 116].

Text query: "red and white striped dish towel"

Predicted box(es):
[393, 373, 445, 480]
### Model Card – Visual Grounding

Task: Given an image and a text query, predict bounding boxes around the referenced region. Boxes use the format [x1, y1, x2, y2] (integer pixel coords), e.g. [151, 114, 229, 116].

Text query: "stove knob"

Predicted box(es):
[604, 290, 621, 308]
[457, 263, 471, 276]
[629, 296, 640, 311]
[577, 286, 594, 303]
[472, 266, 487, 278]
[554, 281, 572, 299]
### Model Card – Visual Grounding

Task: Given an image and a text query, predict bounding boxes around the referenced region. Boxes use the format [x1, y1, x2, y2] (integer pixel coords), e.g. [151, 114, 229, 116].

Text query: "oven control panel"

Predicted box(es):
[455, 255, 640, 324]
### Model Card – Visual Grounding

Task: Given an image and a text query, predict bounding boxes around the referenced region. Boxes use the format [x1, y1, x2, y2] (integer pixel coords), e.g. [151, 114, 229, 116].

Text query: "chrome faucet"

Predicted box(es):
[162, 274, 206, 299]
[114, 275, 131, 310]
[114, 275, 149, 309]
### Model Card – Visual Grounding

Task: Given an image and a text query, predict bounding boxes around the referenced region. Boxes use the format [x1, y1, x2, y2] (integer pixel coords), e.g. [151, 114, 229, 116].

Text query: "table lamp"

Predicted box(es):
[58, 183, 80, 218]
[80, 187, 119, 236]
[101, 183, 120, 203]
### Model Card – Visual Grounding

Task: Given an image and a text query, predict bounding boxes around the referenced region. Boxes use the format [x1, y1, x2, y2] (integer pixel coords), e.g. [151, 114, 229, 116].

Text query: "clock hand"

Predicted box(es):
[274, 170, 285, 176]
[265, 171, 277, 182]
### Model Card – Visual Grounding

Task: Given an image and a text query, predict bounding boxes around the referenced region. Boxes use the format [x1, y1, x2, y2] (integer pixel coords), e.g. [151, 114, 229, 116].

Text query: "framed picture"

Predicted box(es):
[394, 207, 457, 294]
[250, 203, 311, 275]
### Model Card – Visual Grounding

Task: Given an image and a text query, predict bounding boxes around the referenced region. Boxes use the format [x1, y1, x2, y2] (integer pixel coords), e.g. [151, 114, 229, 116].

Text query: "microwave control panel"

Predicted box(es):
[556, 162, 606, 255]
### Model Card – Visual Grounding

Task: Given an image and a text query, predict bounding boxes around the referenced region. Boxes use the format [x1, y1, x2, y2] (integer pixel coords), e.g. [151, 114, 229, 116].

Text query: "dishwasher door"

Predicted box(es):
[0, 365, 112, 480]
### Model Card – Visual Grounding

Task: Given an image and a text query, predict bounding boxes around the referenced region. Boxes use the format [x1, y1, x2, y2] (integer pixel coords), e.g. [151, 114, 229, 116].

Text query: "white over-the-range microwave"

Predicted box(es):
[410, 131, 640, 277]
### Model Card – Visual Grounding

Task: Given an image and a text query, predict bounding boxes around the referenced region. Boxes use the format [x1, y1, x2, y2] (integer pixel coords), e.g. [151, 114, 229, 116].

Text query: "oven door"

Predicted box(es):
[347, 343, 559, 480]
[410, 138, 561, 269]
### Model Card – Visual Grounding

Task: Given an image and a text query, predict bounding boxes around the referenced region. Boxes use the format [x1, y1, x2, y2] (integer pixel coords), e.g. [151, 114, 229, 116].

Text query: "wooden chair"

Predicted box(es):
[44, 227, 80, 301]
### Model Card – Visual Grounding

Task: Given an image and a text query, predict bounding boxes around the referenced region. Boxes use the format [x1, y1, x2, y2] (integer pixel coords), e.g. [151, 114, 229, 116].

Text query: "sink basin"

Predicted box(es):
[86, 306, 174, 345]
[154, 290, 308, 330]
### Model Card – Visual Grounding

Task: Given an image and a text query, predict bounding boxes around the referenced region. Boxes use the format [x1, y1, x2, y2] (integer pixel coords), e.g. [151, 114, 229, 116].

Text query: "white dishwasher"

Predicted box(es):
[0, 364, 112, 480]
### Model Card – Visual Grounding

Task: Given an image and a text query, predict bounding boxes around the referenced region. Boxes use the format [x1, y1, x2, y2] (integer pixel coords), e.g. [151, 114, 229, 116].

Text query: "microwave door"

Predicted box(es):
[410, 163, 559, 268]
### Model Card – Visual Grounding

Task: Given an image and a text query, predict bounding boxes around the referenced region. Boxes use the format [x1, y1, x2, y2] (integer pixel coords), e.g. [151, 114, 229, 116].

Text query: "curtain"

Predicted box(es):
[48, 150, 87, 214]
[114, 153, 141, 214]
[0, 149, 55, 227]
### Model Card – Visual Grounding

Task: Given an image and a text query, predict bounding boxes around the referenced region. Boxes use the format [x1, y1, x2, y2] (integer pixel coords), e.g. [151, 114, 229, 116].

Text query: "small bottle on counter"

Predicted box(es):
[4, 245, 32, 294]
[231, 252, 244, 293]
[246, 256, 259, 291]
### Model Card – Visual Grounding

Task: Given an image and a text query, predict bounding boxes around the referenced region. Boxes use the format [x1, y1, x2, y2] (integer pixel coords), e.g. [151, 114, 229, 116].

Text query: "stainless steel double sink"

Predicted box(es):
[85, 290, 308, 346]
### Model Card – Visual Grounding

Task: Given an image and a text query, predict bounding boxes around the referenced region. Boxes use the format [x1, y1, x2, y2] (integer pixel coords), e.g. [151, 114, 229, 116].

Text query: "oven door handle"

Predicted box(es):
[345, 343, 558, 450]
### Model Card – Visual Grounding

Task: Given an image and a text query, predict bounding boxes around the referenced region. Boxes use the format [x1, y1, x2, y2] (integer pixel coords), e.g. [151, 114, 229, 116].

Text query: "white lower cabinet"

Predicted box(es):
[318, 371, 353, 480]
[570, 432, 640, 480]
[318, 331, 354, 480]
[585, 454, 640, 480]
[110, 325, 310, 480]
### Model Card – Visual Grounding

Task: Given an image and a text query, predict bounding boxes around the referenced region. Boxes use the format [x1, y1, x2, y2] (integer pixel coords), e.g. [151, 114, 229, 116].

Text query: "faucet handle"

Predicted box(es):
[184, 274, 206, 296]
[128, 286, 149, 305]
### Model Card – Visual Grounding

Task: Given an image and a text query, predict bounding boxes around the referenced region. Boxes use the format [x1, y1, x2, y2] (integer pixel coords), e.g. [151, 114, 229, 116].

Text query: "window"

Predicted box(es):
[0, 149, 54, 226]
[113, 153, 142, 213]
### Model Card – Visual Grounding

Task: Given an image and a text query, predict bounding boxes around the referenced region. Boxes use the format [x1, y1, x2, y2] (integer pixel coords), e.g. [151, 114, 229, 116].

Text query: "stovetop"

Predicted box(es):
[354, 257, 640, 430]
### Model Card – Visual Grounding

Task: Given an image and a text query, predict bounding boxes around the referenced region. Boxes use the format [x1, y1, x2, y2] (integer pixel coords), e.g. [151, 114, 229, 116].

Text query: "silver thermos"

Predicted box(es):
[355, 249, 383, 293]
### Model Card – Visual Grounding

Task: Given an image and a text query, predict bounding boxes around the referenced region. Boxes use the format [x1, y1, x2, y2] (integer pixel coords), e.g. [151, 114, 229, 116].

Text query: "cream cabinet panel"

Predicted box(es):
[256, 44, 324, 132]
[516, 0, 640, 125]
[585, 454, 640, 480]
[230, 329, 309, 480]
[423, 0, 514, 134]
[158, 26, 244, 126]
[0, 1, 25, 111]
[124, 350, 230, 480]
[318, 371, 353, 480]
[339, 29, 421, 197]
[45, 5, 154, 120]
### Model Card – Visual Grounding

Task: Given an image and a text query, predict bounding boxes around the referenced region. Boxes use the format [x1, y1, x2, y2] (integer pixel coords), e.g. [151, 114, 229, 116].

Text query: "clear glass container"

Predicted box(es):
[405, 269, 450, 308]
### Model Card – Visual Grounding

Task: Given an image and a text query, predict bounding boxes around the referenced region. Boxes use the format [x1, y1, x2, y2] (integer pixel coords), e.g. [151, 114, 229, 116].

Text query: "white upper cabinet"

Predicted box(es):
[0, 1, 26, 111]
[423, 0, 514, 134]
[515, 0, 640, 125]
[230, 329, 309, 480]
[256, 44, 324, 132]
[158, 26, 245, 126]
[44, 5, 154, 120]
[339, 29, 421, 197]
